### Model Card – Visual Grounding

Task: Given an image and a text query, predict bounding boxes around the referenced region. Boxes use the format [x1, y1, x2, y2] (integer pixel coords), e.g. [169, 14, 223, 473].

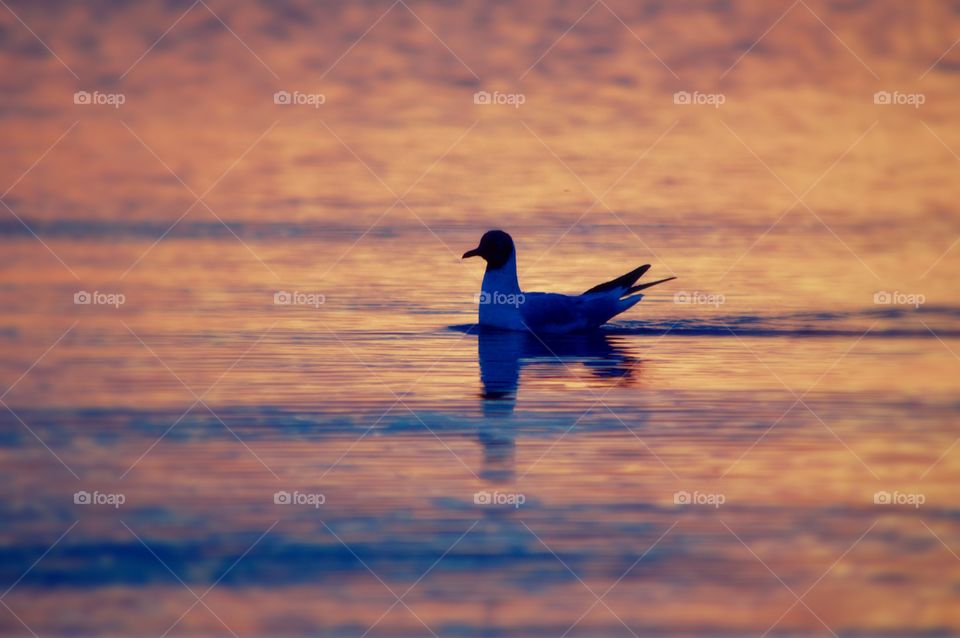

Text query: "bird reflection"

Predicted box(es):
[474, 328, 641, 483]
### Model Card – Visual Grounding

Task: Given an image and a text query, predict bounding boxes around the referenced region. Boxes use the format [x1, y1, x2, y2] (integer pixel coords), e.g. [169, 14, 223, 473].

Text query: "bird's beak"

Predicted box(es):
[462, 247, 481, 259]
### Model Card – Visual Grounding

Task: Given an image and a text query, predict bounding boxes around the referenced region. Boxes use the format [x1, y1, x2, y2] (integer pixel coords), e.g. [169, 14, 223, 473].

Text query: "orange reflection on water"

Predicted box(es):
[2, 0, 960, 635]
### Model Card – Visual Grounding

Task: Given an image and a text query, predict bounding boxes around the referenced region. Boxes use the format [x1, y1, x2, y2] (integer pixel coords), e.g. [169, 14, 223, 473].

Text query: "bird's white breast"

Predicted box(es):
[478, 253, 526, 330]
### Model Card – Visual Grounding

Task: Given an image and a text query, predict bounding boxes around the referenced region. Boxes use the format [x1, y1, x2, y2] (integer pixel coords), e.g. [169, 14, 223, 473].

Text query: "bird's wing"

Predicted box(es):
[520, 293, 586, 333]
[582, 264, 650, 296]
[624, 276, 677, 295]
[522, 268, 677, 333]
[520, 292, 621, 333]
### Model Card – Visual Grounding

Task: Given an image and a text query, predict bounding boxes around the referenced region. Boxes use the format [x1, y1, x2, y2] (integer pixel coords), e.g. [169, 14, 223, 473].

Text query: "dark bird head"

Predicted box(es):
[462, 230, 514, 270]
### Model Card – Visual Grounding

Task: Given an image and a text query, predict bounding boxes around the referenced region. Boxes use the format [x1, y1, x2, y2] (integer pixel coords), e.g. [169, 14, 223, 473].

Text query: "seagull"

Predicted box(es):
[462, 229, 676, 333]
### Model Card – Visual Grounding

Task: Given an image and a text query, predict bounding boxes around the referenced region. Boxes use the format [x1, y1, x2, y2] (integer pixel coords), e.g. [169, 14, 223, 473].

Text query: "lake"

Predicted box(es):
[1, 1, 959, 635]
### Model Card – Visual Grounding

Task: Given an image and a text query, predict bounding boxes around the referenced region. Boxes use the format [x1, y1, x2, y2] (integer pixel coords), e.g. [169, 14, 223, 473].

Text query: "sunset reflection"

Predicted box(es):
[1, 1, 959, 636]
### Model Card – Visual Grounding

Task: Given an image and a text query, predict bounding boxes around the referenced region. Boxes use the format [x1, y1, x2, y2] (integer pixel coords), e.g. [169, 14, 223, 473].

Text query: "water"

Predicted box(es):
[3, 1, 960, 635]
[3, 224, 958, 636]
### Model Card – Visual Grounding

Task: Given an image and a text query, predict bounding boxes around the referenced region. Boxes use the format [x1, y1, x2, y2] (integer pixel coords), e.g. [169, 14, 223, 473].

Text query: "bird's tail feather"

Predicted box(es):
[618, 294, 644, 313]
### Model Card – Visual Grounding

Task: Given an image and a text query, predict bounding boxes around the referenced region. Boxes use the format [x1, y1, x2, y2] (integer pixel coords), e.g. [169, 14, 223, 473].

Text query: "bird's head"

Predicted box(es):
[462, 230, 514, 270]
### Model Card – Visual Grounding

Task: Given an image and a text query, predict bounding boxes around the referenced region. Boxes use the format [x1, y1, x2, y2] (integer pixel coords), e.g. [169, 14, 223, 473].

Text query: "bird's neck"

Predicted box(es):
[482, 252, 521, 296]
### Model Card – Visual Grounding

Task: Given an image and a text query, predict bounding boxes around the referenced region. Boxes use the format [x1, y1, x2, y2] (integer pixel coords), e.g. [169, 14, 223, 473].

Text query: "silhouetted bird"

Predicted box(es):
[463, 229, 675, 333]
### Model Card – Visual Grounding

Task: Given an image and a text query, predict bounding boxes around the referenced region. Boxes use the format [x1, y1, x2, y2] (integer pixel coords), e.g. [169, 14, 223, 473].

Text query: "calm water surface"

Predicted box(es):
[2, 222, 958, 636]
[2, 1, 960, 635]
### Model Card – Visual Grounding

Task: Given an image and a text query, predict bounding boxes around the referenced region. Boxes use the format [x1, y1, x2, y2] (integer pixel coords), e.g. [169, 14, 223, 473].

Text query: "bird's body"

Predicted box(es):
[463, 230, 675, 334]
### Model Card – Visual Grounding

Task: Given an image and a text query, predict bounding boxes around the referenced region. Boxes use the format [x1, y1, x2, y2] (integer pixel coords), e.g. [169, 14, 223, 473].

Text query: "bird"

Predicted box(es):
[462, 229, 676, 333]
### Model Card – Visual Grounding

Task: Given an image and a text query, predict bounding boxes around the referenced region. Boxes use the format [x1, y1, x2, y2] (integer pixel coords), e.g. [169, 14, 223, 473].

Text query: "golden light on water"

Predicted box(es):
[1, 1, 959, 635]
